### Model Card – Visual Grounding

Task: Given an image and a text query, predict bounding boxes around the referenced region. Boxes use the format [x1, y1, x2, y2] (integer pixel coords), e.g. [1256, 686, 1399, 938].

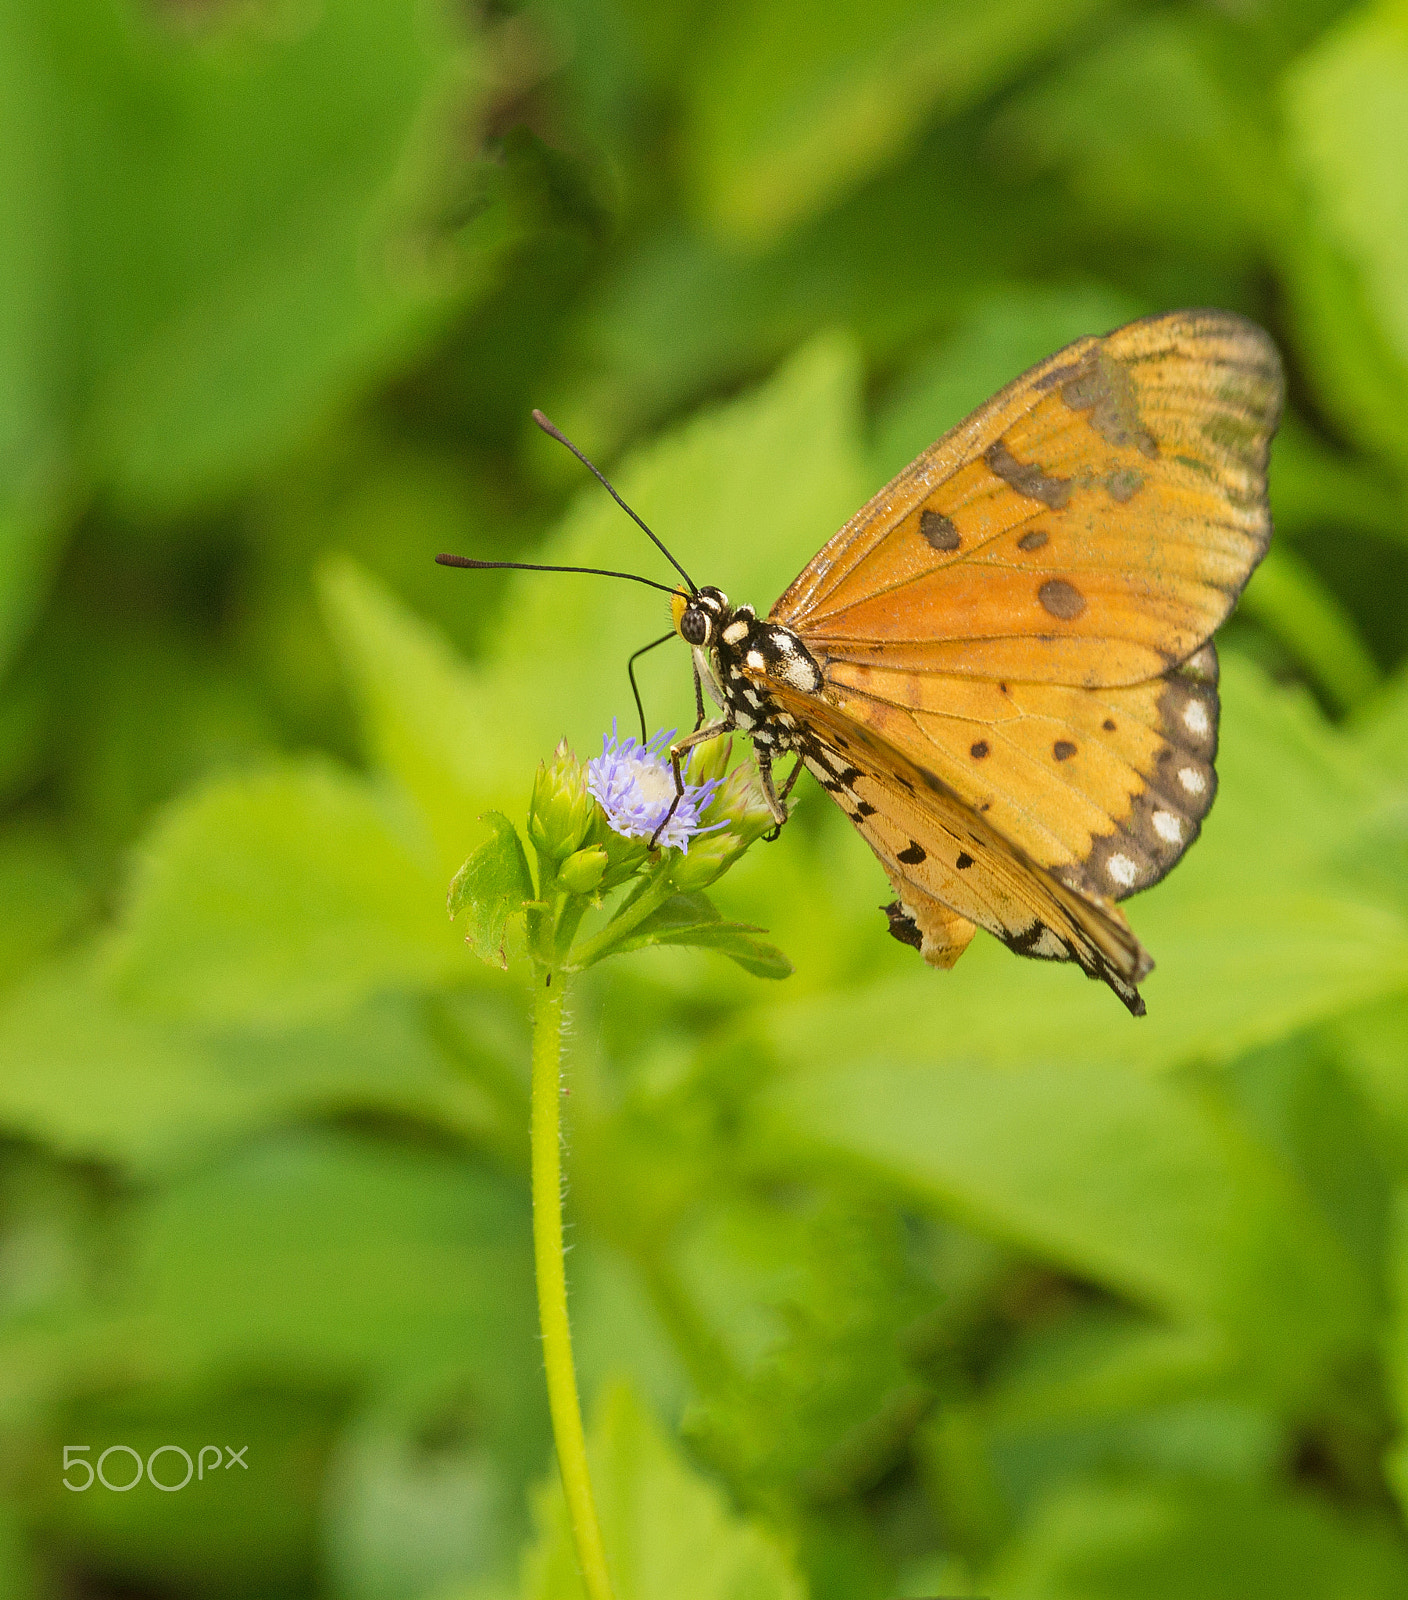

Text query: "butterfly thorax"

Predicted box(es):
[675, 586, 823, 752]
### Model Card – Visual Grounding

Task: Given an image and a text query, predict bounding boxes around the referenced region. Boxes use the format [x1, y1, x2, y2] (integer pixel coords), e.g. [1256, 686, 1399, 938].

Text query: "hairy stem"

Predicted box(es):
[531, 965, 614, 1598]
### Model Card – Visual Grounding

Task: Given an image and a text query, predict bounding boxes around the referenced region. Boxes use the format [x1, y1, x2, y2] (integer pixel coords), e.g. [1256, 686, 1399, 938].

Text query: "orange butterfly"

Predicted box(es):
[447, 310, 1283, 1015]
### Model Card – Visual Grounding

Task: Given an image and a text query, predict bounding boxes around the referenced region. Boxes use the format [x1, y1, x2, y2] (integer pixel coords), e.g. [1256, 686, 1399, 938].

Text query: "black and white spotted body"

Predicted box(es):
[671, 584, 841, 827]
[682, 588, 820, 742]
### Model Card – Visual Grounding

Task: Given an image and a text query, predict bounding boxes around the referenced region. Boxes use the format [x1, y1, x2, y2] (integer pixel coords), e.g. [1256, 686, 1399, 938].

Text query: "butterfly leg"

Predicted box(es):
[760, 755, 804, 842]
[649, 717, 734, 849]
[691, 657, 706, 731]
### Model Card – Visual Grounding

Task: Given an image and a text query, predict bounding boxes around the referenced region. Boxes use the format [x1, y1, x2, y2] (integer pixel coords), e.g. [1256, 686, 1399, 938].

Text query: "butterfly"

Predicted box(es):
[442, 309, 1283, 1015]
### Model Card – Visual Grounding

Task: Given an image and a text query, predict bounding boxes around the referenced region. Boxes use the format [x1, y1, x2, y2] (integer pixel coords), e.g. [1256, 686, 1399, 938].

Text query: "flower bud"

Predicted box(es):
[685, 733, 733, 786]
[558, 844, 608, 895]
[584, 806, 651, 887]
[527, 738, 596, 861]
[708, 761, 777, 848]
[669, 760, 777, 891]
[667, 830, 741, 892]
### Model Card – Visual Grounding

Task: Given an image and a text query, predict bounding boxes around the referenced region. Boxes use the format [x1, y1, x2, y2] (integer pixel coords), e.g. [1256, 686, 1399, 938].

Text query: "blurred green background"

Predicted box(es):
[4, 0, 1408, 1595]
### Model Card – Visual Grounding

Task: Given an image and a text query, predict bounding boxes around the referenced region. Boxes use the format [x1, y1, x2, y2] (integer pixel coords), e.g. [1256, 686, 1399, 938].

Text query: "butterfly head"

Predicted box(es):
[671, 585, 730, 647]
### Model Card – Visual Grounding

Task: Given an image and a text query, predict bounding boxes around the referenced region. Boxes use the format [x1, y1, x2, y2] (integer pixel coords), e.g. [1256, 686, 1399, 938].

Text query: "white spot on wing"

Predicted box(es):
[1178, 765, 1205, 796]
[1106, 852, 1138, 887]
[1032, 929, 1066, 958]
[746, 649, 765, 671]
[1182, 699, 1210, 737]
[1153, 810, 1182, 844]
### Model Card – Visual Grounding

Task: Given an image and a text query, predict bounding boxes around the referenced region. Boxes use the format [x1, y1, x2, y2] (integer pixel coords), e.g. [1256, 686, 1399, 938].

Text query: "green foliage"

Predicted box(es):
[1283, 2, 1408, 473]
[5, 1, 1408, 1597]
[109, 760, 465, 1024]
[522, 1384, 804, 1600]
[450, 813, 535, 967]
[581, 889, 792, 981]
[684, 0, 1116, 243]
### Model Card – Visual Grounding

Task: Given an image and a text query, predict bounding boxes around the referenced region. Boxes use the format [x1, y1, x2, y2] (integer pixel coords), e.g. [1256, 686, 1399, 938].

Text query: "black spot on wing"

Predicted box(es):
[920, 509, 960, 551]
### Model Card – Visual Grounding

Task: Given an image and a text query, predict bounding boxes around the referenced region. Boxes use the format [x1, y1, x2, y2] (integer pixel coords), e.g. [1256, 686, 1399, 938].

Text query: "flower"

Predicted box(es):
[587, 724, 723, 853]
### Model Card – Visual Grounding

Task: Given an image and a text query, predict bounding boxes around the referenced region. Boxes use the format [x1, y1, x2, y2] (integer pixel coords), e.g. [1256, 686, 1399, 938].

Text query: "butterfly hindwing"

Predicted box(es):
[821, 640, 1220, 903]
[758, 677, 1154, 1015]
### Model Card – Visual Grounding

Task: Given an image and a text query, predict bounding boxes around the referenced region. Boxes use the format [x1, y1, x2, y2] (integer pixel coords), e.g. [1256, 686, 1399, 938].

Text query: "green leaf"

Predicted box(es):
[0, 0, 492, 672]
[58, 0, 478, 509]
[678, 1190, 938, 1502]
[1283, 4, 1408, 472]
[1353, 655, 1408, 785]
[319, 553, 522, 879]
[0, 1500, 37, 1600]
[0, 952, 510, 1173]
[0, 1, 66, 675]
[992, 13, 1287, 265]
[550, 142, 1039, 463]
[521, 1383, 803, 1600]
[586, 890, 792, 980]
[448, 813, 534, 968]
[1334, 991, 1408, 1170]
[323, 1377, 536, 1600]
[993, 1480, 1408, 1600]
[1386, 1189, 1408, 1515]
[108, 760, 467, 1025]
[87, 1130, 545, 1415]
[0, 825, 89, 988]
[684, 0, 1117, 244]
[1270, 417, 1408, 550]
[1237, 543, 1382, 713]
[758, 1056, 1372, 1403]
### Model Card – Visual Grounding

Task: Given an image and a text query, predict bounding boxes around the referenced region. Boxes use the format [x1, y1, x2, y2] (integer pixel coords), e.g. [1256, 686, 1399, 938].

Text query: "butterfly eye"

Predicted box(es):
[680, 608, 710, 646]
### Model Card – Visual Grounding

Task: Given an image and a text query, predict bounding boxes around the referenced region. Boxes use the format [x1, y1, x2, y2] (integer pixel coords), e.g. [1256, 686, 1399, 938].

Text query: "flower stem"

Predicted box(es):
[530, 965, 614, 1599]
[568, 867, 676, 970]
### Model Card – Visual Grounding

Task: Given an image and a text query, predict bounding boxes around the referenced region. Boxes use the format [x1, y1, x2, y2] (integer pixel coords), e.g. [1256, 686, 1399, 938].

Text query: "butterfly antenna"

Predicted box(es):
[532, 409, 697, 595]
[433, 554, 683, 595]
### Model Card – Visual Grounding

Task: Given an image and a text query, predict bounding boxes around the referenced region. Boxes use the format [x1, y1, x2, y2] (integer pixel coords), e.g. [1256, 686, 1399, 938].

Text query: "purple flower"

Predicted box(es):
[587, 725, 723, 853]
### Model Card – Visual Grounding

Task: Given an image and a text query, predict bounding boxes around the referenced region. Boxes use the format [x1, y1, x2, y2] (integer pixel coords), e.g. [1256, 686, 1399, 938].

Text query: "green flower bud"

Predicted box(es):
[584, 806, 651, 888]
[669, 758, 778, 891]
[528, 738, 595, 861]
[708, 760, 778, 848]
[558, 844, 608, 895]
[667, 831, 740, 892]
[685, 732, 734, 786]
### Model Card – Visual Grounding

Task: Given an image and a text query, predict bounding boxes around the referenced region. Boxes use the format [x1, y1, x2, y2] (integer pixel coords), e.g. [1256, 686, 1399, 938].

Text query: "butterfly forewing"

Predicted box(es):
[772, 310, 1281, 687]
